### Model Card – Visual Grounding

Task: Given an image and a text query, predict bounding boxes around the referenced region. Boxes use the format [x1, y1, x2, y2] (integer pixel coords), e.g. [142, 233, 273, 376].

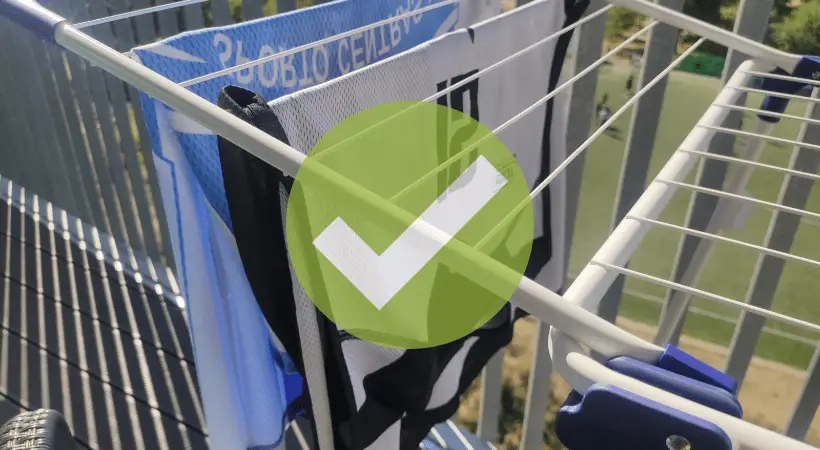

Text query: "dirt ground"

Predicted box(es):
[457, 317, 820, 449]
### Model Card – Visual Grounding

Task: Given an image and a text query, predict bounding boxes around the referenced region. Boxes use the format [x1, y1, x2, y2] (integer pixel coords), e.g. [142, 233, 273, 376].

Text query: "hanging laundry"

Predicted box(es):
[216, 0, 589, 448]
[131, 1, 500, 449]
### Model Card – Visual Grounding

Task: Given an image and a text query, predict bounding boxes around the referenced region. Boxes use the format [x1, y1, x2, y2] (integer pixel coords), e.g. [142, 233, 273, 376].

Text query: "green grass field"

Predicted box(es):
[567, 62, 820, 369]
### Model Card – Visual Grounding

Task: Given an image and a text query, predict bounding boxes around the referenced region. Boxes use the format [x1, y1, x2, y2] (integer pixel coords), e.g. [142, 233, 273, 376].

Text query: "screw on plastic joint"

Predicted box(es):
[666, 435, 692, 450]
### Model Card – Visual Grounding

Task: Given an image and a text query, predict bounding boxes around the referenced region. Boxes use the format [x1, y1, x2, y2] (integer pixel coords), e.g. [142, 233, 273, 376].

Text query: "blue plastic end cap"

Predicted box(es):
[556, 384, 732, 450]
[793, 55, 820, 82]
[657, 345, 738, 395]
[757, 56, 820, 123]
[0, 0, 66, 43]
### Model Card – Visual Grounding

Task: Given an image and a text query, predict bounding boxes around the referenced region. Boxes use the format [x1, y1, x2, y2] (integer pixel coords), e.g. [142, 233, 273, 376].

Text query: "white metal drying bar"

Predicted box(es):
[625, 215, 820, 269]
[74, 0, 208, 29]
[476, 37, 705, 250]
[742, 69, 820, 88]
[679, 148, 820, 182]
[421, 3, 614, 105]
[312, 1, 618, 166]
[662, 179, 820, 221]
[738, 86, 820, 104]
[714, 102, 820, 126]
[592, 261, 820, 335]
[550, 58, 764, 409]
[391, 17, 658, 203]
[703, 124, 820, 152]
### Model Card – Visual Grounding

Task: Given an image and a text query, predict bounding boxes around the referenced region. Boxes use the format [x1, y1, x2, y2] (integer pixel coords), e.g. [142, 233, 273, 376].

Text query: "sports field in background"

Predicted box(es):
[568, 61, 820, 369]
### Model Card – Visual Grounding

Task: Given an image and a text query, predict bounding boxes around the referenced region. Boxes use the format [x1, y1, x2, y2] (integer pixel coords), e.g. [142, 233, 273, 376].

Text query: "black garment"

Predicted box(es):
[216, 86, 523, 450]
[214, 2, 588, 447]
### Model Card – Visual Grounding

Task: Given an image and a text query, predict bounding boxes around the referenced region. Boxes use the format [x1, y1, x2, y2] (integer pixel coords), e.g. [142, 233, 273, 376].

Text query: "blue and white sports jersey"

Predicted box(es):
[132, 1, 500, 449]
[214, 0, 587, 448]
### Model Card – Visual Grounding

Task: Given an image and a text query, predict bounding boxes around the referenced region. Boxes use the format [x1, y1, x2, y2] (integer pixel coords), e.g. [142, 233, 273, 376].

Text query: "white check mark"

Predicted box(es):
[312, 156, 507, 310]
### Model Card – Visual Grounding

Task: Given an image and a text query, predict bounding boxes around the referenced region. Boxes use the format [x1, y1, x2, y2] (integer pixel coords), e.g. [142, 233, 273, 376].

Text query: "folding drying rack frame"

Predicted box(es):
[2, 0, 820, 448]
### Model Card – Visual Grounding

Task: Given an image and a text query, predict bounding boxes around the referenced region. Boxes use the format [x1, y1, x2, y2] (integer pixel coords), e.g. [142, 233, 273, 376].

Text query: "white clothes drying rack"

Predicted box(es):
[2, 0, 820, 448]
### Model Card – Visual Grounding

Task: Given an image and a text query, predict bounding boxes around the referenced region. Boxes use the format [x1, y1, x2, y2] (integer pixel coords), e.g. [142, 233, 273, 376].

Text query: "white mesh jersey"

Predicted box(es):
[269, 0, 579, 293]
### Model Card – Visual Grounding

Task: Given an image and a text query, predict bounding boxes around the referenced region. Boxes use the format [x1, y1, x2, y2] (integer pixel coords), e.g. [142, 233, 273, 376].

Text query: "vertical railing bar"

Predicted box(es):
[125, 0, 177, 267]
[37, 3, 108, 228]
[477, 349, 504, 444]
[129, 0, 160, 46]
[36, 41, 87, 220]
[20, 32, 80, 215]
[128, 87, 175, 266]
[132, 0, 179, 260]
[724, 90, 820, 385]
[596, 0, 686, 323]
[242, 0, 264, 20]
[154, 0, 183, 39]
[209, 0, 233, 26]
[107, 0, 163, 261]
[68, 0, 134, 248]
[655, 0, 776, 346]
[3, 23, 57, 202]
[277, 0, 296, 14]
[45, 0, 122, 238]
[561, 0, 608, 291]
[785, 343, 820, 440]
[0, 23, 30, 188]
[84, 0, 149, 256]
[181, 0, 206, 30]
[520, 1, 609, 447]
[519, 321, 553, 450]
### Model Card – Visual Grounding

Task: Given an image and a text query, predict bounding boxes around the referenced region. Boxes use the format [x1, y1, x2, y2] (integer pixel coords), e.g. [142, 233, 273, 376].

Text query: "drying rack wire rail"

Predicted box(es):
[2, 0, 820, 448]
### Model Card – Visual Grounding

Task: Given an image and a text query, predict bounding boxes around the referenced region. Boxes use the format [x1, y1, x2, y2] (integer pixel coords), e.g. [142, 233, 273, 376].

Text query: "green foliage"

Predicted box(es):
[262, 0, 278, 17]
[605, 6, 641, 41]
[229, 0, 317, 20]
[773, 1, 820, 56]
[229, 0, 243, 22]
[680, 0, 795, 57]
[684, 0, 726, 25]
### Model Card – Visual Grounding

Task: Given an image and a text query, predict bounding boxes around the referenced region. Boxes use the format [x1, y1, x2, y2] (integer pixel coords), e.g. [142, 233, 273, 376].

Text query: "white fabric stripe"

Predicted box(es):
[425, 337, 479, 410]
[446, 420, 475, 450]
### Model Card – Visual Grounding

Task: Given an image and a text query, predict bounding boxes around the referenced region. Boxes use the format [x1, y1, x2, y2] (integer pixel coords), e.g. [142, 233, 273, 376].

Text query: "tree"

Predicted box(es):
[680, 0, 733, 56]
[684, 0, 795, 55]
[773, 1, 820, 56]
[684, 0, 727, 26]
[605, 6, 642, 41]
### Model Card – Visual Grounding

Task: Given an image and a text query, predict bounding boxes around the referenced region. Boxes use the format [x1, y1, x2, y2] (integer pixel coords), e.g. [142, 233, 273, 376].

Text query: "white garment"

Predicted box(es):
[260, 0, 584, 447]
[269, 0, 573, 294]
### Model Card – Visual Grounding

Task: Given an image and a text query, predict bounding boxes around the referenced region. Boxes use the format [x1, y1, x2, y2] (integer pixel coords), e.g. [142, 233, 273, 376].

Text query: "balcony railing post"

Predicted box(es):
[785, 342, 820, 441]
[725, 89, 820, 387]
[518, 1, 608, 448]
[596, 0, 685, 324]
[656, 0, 776, 346]
[477, 349, 504, 443]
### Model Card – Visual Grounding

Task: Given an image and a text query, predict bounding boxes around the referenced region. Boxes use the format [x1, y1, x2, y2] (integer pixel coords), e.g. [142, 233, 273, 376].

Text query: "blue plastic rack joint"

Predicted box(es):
[555, 345, 740, 450]
[759, 56, 820, 122]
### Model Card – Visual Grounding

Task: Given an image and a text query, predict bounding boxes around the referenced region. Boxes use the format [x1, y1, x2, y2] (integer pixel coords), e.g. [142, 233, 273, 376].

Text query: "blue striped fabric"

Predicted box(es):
[422, 421, 496, 449]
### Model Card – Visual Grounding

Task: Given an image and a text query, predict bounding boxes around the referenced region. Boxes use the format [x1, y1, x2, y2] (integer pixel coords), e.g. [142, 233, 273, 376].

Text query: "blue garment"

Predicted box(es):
[132, 1, 490, 448]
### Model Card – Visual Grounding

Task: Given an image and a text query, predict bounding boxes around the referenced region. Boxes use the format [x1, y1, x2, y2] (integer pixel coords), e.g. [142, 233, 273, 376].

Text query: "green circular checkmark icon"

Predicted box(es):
[285, 101, 533, 349]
